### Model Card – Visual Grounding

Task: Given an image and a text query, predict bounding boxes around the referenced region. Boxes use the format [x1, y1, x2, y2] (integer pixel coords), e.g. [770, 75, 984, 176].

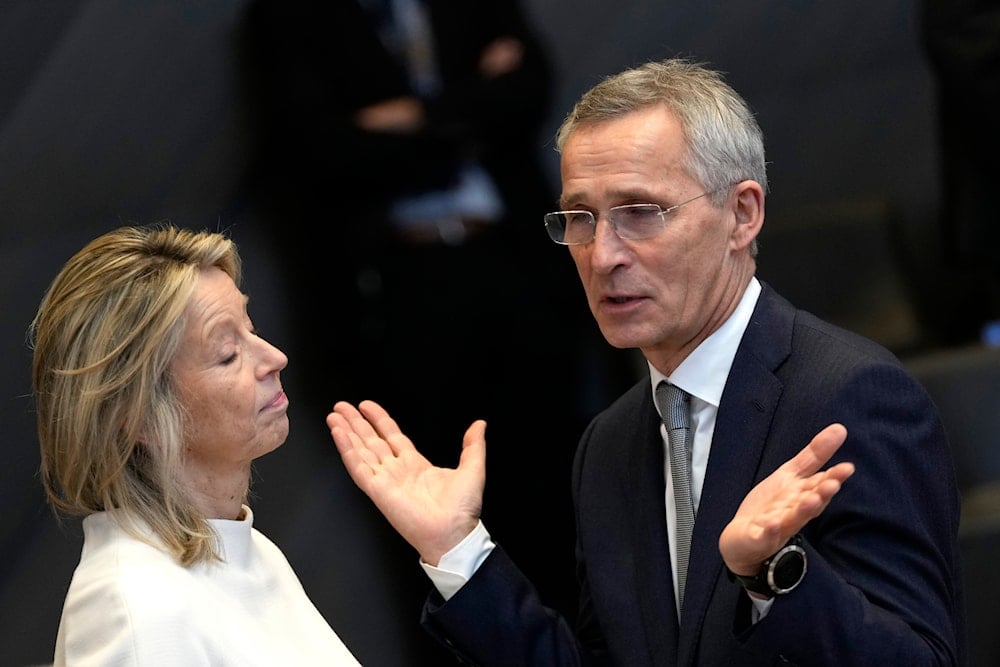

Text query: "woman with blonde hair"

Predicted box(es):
[31, 224, 360, 666]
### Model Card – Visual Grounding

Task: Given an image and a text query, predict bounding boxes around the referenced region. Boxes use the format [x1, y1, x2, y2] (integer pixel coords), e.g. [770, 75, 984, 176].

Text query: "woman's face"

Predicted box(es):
[171, 267, 289, 481]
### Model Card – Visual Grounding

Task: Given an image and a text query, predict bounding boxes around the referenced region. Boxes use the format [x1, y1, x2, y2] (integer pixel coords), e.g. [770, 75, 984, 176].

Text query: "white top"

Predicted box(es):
[53, 506, 360, 666]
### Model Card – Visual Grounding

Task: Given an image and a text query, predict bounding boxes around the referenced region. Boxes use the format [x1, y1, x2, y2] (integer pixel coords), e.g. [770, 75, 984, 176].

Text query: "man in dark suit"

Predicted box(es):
[327, 58, 965, 665]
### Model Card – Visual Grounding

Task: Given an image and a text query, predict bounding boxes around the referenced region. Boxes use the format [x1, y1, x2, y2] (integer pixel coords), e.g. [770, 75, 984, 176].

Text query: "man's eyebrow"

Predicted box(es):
[558, 192, 586, 208]
[560, 188, 656, 208]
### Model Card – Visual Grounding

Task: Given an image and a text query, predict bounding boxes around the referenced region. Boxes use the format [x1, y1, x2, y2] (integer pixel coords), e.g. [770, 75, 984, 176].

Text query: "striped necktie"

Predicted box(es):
[656, 381, 694, 613]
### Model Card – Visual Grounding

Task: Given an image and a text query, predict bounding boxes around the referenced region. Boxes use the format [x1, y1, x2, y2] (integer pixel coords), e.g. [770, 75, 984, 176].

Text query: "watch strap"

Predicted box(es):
[726, 534, 805, 598]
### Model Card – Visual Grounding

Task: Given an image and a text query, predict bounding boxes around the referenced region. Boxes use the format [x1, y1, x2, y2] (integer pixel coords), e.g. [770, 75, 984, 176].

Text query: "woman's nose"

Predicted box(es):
[257, 336, 288, 374]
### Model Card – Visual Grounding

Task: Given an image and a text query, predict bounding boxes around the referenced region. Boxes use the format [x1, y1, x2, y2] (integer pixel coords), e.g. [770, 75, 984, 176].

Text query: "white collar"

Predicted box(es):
[649, 277, 761, 408]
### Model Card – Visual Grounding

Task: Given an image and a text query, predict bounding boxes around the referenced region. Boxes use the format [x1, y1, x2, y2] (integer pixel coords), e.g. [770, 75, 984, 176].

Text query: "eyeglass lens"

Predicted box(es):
[545, 204, 668, 245]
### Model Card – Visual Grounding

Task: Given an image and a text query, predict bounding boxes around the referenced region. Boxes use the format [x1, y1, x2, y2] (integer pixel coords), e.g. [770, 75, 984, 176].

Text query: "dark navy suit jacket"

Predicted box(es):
[422, 282, 966, 666]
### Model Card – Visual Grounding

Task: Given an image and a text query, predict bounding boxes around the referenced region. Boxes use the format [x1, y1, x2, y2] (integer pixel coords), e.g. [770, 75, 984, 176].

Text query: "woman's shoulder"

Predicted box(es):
[74, 512, 201, 607]
[59, 517, 203, 663]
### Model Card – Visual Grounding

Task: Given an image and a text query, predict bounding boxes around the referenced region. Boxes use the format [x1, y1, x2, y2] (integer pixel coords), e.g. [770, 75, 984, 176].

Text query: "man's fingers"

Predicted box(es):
[358, 399, 415, 454]
[459, 420, 488, 473]
[328, 401, 395, 461]
[358, 399, 397, 434]
[327, 409, 359, 456]
[825, 461, 856, 484]
[794, 464, 854, 524]
[330, 401, 376, 439]
[786, 423, 848, 476]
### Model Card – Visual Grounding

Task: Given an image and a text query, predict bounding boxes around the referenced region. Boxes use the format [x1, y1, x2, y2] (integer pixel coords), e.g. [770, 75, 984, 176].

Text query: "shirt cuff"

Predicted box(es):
[750, 594, 774, 622]
[420, 520, 496, 601]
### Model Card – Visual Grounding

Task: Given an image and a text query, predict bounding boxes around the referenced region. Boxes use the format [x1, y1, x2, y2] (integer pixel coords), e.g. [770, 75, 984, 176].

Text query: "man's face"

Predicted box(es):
[560, 105, 750, 370]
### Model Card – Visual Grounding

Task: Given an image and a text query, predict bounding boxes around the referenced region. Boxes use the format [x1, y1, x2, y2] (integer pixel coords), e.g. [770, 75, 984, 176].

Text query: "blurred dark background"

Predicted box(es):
[3, 1, 998, 665]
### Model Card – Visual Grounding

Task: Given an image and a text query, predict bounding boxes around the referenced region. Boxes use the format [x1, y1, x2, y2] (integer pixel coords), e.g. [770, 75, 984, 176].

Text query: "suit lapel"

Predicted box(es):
[627, 395, 681, 661]
[677, 284, 794, 663]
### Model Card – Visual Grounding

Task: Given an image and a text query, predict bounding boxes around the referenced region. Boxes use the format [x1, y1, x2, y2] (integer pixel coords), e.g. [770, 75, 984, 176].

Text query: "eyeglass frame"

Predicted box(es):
[543, 186, 730, 246]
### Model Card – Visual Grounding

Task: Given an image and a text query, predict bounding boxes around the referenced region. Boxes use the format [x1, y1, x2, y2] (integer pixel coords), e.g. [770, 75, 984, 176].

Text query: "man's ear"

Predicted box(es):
[730, 180, 765, 251]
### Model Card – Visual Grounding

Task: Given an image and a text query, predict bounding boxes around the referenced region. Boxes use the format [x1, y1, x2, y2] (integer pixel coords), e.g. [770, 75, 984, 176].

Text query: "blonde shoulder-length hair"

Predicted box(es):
[29, 224, 242, 566]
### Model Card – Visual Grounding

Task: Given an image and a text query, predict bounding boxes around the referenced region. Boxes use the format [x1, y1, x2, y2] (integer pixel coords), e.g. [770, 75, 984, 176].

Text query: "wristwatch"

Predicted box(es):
[727, 535, 807, 599]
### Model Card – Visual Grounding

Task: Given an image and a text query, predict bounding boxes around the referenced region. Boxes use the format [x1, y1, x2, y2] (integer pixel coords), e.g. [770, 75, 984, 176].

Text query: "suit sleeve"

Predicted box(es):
[420, 545, 600, 667]
[734, 359, 965, 665]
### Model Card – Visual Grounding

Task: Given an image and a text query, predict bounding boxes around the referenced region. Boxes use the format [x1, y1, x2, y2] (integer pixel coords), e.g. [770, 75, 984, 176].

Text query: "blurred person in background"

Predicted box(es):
[920, 0, 1000, 346]
[242, 2, 633, 661]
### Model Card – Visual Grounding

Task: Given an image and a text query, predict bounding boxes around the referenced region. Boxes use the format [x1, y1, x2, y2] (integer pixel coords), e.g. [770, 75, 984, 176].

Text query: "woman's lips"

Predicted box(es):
[262, 390, 288, 412]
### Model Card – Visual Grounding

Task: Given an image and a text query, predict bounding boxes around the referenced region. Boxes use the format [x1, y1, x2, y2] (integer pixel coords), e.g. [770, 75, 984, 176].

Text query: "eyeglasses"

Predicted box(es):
[543, 189, 721, 246]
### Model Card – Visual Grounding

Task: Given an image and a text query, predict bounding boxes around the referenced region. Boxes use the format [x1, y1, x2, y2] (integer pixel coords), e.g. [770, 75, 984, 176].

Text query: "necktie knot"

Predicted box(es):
[656, 381, 690, 432]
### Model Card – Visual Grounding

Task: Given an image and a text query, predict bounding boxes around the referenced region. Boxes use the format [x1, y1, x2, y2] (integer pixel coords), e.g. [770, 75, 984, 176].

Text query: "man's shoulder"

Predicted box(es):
[598, 377, 650, 416]
[789, 308, 901, 367]
[582, 379, 653, 445]
[754, 282, 901, 366]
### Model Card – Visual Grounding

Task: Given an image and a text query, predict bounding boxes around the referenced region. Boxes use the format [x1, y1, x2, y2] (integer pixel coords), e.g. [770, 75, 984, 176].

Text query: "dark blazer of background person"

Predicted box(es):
[247, 0, 553, 209]
[242, 0, 605, 413]
[423, 284, 966, 666]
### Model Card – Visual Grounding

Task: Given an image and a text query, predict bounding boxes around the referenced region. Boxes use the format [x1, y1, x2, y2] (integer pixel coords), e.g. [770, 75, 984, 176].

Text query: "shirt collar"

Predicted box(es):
[649, 277, 761, 408]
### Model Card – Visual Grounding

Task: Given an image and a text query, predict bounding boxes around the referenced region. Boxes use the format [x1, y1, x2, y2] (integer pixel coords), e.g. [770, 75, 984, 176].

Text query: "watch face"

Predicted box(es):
[769, 545, 806, 592]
